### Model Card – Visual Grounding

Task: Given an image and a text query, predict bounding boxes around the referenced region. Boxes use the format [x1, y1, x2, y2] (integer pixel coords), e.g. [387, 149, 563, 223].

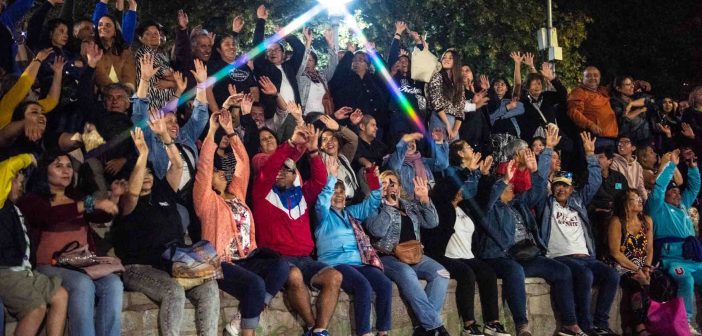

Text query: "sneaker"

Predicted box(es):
[586, 327, 618, 336]
[484, 322, 511, 336]
[224, 313, 241, 336]
[557, 327, 588, 336]
[461, 324, 485, 336]
[516, 324, 532, 336]
[302, 328, 313, 336]
[690, 324, 702, 336]
[436, 326, 451, 336]
[312, 330, 330, 336]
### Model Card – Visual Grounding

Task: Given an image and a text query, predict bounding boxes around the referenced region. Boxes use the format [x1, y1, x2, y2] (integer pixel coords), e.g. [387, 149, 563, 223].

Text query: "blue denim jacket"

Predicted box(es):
[384, 138, 449, 199]
[365, 199, 439, 254]
[131, 98, 208, 180]
[535, 154, 603, 256]
[314, 176, 381, 266]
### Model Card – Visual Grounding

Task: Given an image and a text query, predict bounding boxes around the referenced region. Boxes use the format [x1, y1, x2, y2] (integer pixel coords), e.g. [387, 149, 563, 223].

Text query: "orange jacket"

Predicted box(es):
[567, 86, 619, 138]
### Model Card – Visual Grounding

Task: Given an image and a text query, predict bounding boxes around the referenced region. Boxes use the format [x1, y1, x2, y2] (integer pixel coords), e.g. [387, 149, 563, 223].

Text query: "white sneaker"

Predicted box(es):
[690, 323, 702, 336]
[224, 313, 242, 336]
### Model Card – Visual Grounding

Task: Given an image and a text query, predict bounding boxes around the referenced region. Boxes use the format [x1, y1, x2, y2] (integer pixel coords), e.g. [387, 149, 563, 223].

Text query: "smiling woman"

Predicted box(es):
[93, 15, 136, 91]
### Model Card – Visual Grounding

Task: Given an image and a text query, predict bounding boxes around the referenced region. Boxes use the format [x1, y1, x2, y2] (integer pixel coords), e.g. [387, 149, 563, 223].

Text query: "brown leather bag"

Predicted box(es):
[393, 240, 424, 265]
[321, 81, 335, 115]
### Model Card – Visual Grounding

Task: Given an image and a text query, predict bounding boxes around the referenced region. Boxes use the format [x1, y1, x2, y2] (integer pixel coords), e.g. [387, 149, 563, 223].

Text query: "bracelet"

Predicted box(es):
[226, 132, 237, 138]
[394, 33, 401, 37]
[308, 149, 319, 155]
[84, 195, 95, 214]
[32, 58, 41, 63]
[162, 140, 175, 146]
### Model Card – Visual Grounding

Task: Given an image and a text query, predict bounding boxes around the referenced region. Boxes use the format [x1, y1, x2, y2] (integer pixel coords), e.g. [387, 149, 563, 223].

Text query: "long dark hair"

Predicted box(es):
[94, 15, 128, 56]
[440, 49, 464, 105]
[610, 75, 634, 98]
[28, 150, 80, 201]
[42, 18, 70, 49]
[612, 190, 646, 235]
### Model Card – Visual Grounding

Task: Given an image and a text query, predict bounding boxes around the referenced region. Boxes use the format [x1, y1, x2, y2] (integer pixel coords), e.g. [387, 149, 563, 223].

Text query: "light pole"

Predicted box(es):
[537, 0, 562, 73]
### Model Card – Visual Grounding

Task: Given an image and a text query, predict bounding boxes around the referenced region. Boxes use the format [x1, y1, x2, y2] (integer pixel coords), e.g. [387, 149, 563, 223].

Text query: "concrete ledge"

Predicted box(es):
[5, 278, 628, 335]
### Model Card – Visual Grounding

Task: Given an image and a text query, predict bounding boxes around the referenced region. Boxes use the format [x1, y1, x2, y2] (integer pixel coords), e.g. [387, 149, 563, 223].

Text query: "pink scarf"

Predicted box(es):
[404, 151, 427, 180]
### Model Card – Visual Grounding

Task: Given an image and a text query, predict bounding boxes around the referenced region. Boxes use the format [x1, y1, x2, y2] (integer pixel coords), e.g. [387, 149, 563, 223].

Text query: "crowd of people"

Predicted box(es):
[1, 1, 702, 336]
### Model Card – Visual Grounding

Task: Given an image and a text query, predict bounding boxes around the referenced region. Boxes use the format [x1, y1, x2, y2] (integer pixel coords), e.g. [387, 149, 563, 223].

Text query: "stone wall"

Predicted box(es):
[5, 278, 626, 336]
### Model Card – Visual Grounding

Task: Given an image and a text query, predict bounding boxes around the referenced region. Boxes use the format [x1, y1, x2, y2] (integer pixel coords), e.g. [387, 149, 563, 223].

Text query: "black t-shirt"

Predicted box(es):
[112, 178, 184, 269]
[353, 138, 388, 171]
[399, 213, 417, 243]
[208, 59, 257, 107]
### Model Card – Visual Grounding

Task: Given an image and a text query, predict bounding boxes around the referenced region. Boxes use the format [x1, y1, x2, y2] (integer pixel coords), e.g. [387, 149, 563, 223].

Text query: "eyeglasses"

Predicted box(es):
[555, 171, 573, 179]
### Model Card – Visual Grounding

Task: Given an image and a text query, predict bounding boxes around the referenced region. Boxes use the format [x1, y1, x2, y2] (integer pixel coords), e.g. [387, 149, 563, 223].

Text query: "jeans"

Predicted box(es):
[0, 299, 4, 334]
[381, 255, 449, 330]
[485, 256, 577, 327]
[122, 265, 219, 336]
[36, 265, 123, 336]
[663, 258, 702, 321]
[433, 256, 500, 323]
[218, 257, 290, 329]
[429, 112, 458, 142]
[335, 264, 393, 335]
[554, 256, 620, 330]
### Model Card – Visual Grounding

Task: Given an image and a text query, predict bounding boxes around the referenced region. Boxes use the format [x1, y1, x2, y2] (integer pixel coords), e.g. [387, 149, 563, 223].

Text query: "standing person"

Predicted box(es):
[537, 132, 620, 335]
[646, 150, 701, 334]
[609, 76, 650, 145]
[366, 171, 451, 336]
[353, 115, 389, 171]
[297, 25, 338, 115]
[519, 62, 567, 141]
[194, 111, 290, 336]
[18, 151, 122, 336]
[0, 154, 68, 336]
[608, 191, 654, 336]
[134, 20, 177, 110]
[681, 86, 702, 157]
[252, 124, 342, 336]
[315, 160, 393, 336]
[93, 14, 136, 91]
[459, 67, 491, 155]
[567, 66, 619, 150]
[424, 176, 509, 336]
[488, 53, 526, 163]
[427, 49, 471, 142]
[113, 127, 220, 336]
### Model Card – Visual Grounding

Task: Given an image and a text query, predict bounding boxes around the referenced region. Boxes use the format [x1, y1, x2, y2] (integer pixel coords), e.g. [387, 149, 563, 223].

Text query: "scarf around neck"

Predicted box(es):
[404, 151, 427, 180]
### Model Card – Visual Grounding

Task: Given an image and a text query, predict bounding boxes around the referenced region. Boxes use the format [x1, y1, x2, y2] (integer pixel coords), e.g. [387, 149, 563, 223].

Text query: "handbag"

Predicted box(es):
[682, 236, 702, 261]
[393, 240, 423, 265]
[52, 241, 125, 280]
[507, 239, 541, 262]
[321, 81, 335, 115]
[410, 47, 440, 83]
[161, 240, 223, 290]
[647, 297, 690, 336]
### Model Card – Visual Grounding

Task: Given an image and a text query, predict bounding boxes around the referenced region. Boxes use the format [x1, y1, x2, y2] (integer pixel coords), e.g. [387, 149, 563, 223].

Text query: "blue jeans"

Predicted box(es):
[37, 266, 123, 336]
[381, 255, 449, 330]
[218, 257, 290, 329]
[485, 256, 577, 327]
[335, 264, 393, 335]
[429, 112, 457, 141]
[554, 256, 620, 330]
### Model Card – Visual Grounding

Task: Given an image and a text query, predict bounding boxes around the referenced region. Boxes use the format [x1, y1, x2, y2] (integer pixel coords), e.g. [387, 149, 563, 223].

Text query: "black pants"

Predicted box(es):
[620, 274, 649, 331]
[433, 256, 500, 323]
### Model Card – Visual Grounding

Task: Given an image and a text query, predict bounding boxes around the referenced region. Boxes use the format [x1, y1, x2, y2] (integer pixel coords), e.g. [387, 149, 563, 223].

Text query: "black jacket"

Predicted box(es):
[329, 51, 388, 126]
[0, 202, 28, 267]
[518, 78, 567, 141]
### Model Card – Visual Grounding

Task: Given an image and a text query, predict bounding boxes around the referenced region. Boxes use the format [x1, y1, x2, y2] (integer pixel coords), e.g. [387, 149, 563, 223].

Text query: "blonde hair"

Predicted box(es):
[379, 170, 408, 200]
[689, 85, 702, 108]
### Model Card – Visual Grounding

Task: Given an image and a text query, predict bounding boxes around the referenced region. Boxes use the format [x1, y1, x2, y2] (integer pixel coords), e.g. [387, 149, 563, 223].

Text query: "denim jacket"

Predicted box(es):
[365, 199, 439, 254]
[384, 139, 449, 199]
[131, 97, 208, 180]
[535, 154, 603, 256]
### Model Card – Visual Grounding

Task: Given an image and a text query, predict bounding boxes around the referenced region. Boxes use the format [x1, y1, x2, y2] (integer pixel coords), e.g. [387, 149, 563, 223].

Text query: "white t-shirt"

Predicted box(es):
[546, 201, 589, 257]
[445, 207, 476, 259]
[305, 81, 326, 114]
[275, 64, 295, 103]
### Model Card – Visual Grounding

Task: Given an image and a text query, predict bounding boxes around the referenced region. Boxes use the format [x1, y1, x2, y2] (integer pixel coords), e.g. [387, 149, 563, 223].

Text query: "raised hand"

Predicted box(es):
[671, 149, 681, 166]
[306, 124, 322, 152]
[506, 98, 518, 111]
[290, 125, 309, 145]
[346, 41, 357, 53]
[522, 52, 535, 69]
[318, 115, 340, 131]
[148, 108, 168, 137]
[503, 159, 516, 183]
[240, 93, 253, 115]
[333, 106, 353, 120]
[231, 15, 244, 33]
[173, 71, 187, 97]
[580, 131, 596, 155]
[219, 110, 234, 133]
[409, 31, 421, 43]
[110, 179, 127, 198]
[35, 48, 54, 62]
[479, 155, 494, 176]
[657, 123, 672, 138]
[139, 53, 157, 81]
[24, 114, 46, 142]
[431, 127, 445, 143]
[524, 148, 538, 172]
[479, 74, 490, 91]
[105, 158, 127, 175]
[302, 27, 313, 46]
[473, 90, 489, 109]
[468, 151, 482, 171]
[510, 51, 523, 64]
[86, 42, 103, 68]
[323, 28, 334, 49]
[256, 4, 268, 20]
[326, 156, 339, 176]
[258, 76, 278, 96]
[682, 122, 695, 139]
[127, 0, 137, 11]
[177, 10, 189, 30]
[401, 132, 424, 143]
[395, 21, 407, 35]
[131, 127, 149, 156]
[51, 55, 65, 74]
[413, 175, 429, 203]
[222, 86, 244, 109]
[190, 58, 208, 84]
[349, 109, 363, 125]
[540, 62, 555, 81]
[545, 124, 561, 148]
[95, 198, 119, 215]
[208, 112, 221, 133]
[286, 101, 303, 123]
